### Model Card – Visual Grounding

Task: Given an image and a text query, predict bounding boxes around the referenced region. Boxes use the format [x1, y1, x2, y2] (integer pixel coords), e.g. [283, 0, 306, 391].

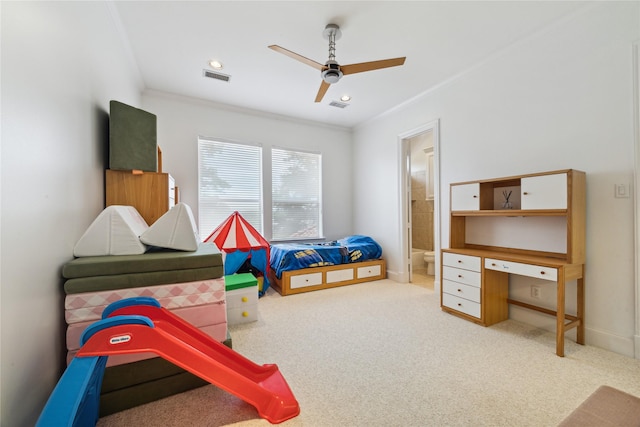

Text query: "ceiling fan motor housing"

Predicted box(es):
[321, 60, 343, 84]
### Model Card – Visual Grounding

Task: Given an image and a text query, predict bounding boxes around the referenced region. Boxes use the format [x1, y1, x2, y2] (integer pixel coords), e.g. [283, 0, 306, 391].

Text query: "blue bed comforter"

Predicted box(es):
[270, 235, 382, 279]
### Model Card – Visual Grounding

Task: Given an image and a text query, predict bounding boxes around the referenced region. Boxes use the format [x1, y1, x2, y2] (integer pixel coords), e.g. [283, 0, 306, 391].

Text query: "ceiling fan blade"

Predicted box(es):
[314, 80, 331, 103]
[341, 57, 406, 75]
[268, 45, 325, 71]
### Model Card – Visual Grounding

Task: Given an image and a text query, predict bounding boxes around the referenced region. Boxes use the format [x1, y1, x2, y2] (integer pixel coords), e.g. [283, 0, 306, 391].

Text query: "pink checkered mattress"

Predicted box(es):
[66, 302, 227, 351]
[64, 278, 225, 324]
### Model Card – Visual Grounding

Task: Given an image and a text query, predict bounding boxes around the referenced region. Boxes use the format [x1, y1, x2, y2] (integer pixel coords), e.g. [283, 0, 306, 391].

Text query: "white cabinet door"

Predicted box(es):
[521, 173, 567, 209]
[451, 183, 480, 211]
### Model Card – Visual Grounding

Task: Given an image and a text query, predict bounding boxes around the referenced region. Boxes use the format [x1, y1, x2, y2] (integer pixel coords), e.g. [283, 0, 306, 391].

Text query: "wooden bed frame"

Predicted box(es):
[268, 259, 386, 296]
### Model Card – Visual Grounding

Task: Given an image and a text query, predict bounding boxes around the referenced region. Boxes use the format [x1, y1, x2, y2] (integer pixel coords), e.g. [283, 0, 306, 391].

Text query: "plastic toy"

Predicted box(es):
[36, 297, 299, 426]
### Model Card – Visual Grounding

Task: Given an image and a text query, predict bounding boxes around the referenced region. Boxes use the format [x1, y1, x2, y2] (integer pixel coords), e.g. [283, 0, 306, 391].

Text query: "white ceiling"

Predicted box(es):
[112, 1, 588, 129]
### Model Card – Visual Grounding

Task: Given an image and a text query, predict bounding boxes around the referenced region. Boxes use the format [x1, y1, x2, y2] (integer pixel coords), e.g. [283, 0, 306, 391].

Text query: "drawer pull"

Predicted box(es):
[523, 192, 529, 195]
[457, 303, 462, 307]
[457, 289, 462, 292]
[242, 296, 248, 302]
[540, 271, 545, 275]
[242, 311, 249, 317]
[491, 263, 497, 267]
[458, 274, 463, 278]
[457, 260, 462, 263]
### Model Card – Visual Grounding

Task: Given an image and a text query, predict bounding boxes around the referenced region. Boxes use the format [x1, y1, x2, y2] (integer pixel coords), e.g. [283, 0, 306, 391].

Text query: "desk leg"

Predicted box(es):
[577, 267, 585, 345]
[557, 267, 566, 357]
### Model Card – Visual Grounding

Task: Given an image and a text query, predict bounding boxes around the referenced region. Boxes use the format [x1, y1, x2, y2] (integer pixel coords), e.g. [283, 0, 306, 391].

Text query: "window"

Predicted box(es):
[198, 138, 262, 240]
[271, 147, 322, 240]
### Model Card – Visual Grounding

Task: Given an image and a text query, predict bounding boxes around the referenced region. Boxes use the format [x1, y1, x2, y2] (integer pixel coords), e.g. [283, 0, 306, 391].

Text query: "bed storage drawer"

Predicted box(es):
[290, 272, 323, 289]
[326, 268, 354, 283]
[270, 259, 386, 296]
[357, 264, 381, 279]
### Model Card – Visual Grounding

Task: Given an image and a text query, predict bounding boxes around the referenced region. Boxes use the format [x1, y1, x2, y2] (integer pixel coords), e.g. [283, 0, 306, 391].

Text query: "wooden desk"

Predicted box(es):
[441, 248, 585, 357]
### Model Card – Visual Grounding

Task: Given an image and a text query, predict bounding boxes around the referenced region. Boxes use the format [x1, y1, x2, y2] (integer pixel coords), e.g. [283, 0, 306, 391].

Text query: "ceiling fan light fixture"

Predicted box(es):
[321, 60, 342, 84]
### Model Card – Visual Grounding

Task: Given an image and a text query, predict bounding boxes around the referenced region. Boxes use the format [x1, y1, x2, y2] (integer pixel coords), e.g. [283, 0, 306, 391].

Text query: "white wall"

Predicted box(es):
[353, 2, 640, 357]
[1, 2, 143, 425]
[141, 91, 354, 240]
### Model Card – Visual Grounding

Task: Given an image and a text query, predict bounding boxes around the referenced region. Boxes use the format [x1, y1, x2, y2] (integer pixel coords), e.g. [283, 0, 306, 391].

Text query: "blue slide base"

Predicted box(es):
[36, 356, 107, 427]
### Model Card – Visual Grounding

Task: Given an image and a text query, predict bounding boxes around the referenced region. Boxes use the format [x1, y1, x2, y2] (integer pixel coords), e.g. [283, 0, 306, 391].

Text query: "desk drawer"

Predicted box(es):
[485, 258, 557, 281]
[443, 280, 481, 303]
[443, 293, 481, 318]
[443, 252, 481, 272]
[443, 266, 481, 287]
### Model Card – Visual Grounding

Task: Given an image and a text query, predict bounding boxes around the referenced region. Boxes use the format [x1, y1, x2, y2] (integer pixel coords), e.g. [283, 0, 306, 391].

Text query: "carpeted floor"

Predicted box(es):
[98, 279, 640, 427]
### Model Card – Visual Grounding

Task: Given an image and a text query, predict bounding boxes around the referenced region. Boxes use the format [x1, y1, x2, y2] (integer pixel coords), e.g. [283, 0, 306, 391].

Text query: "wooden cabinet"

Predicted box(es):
[105, 169, 178, 225]
[449, 169, 585, 264]
[521, 173, 567, 210]
[443, 169, 586, 356]
[451, 183, 481, 211]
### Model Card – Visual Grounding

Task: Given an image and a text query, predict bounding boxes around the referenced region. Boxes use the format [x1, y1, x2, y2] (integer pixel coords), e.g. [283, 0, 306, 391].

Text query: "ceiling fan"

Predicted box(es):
[269, 24, 406, 103]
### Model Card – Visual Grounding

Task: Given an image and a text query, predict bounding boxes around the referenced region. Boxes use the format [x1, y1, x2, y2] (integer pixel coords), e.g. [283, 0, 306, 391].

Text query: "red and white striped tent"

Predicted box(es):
[204, 211, 270, 295]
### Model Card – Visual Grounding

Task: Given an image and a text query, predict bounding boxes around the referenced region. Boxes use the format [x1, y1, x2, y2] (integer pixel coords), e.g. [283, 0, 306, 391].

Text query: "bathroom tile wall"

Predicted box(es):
[411, 171, 434, 250]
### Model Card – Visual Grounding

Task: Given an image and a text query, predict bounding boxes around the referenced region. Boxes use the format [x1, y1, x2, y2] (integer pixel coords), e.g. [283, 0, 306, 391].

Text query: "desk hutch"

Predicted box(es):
[441, 169, 585, 356]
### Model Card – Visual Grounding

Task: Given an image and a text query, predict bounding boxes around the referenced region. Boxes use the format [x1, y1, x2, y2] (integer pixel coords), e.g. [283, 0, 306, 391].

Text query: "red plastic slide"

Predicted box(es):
[77, 297, 299, 424]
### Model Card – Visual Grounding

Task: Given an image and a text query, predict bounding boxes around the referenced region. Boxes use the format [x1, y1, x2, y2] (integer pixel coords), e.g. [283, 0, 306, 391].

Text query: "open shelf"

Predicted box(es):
[451, 209, 567, 217]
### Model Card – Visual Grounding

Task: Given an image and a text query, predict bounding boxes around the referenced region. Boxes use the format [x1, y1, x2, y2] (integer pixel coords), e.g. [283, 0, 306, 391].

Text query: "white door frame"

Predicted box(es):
[397, 119, 441, 292]
[633, 40, 640, 359]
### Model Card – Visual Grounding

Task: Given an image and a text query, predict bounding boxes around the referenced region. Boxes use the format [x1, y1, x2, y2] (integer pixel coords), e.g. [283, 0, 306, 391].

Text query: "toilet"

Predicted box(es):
[423, 251, 435, 276]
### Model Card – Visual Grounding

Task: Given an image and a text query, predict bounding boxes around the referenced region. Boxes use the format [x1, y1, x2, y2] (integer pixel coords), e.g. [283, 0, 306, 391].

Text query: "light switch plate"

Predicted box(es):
[615, 183, 630, 198]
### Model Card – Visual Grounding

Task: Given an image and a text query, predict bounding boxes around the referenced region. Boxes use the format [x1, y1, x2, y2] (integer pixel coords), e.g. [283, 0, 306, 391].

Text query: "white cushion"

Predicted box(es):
[140, 202, 200, 251]
[73, 206, 149, 257]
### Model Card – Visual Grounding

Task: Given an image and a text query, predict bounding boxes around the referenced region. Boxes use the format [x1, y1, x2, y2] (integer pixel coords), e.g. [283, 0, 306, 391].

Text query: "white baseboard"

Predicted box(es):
[386, 270, 407, 283]
[587, 327, 636, 358]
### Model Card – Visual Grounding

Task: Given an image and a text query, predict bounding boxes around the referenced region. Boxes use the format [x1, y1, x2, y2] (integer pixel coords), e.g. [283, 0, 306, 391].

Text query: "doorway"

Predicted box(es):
[398, 120, 441, 293]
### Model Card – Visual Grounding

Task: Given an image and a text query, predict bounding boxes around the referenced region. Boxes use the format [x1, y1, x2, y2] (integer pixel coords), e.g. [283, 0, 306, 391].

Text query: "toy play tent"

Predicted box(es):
[204, 211, 270, 296]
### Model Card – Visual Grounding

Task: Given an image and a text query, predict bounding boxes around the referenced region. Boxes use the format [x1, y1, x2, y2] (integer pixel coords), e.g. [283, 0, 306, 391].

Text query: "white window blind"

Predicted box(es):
[198, 138, 263, 240]
[271, 147, 322, 240]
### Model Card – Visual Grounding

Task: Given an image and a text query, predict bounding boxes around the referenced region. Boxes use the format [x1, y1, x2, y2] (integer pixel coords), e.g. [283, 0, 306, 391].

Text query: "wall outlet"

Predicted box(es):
[531, 285, 542, 299]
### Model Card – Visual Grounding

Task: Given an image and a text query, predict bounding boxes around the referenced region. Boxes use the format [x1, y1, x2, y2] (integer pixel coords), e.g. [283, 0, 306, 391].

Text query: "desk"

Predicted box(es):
[441, 248, 584, 357]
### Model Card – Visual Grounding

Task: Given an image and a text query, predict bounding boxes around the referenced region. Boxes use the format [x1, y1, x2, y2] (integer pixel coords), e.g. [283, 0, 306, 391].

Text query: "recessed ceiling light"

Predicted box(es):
[340, 95, 351, 102]
[209, 60, 223, 69]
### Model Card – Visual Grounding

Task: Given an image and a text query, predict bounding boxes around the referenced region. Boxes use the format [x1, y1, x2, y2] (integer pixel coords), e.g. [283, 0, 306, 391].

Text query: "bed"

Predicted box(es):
[268, 235, 386, 296]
